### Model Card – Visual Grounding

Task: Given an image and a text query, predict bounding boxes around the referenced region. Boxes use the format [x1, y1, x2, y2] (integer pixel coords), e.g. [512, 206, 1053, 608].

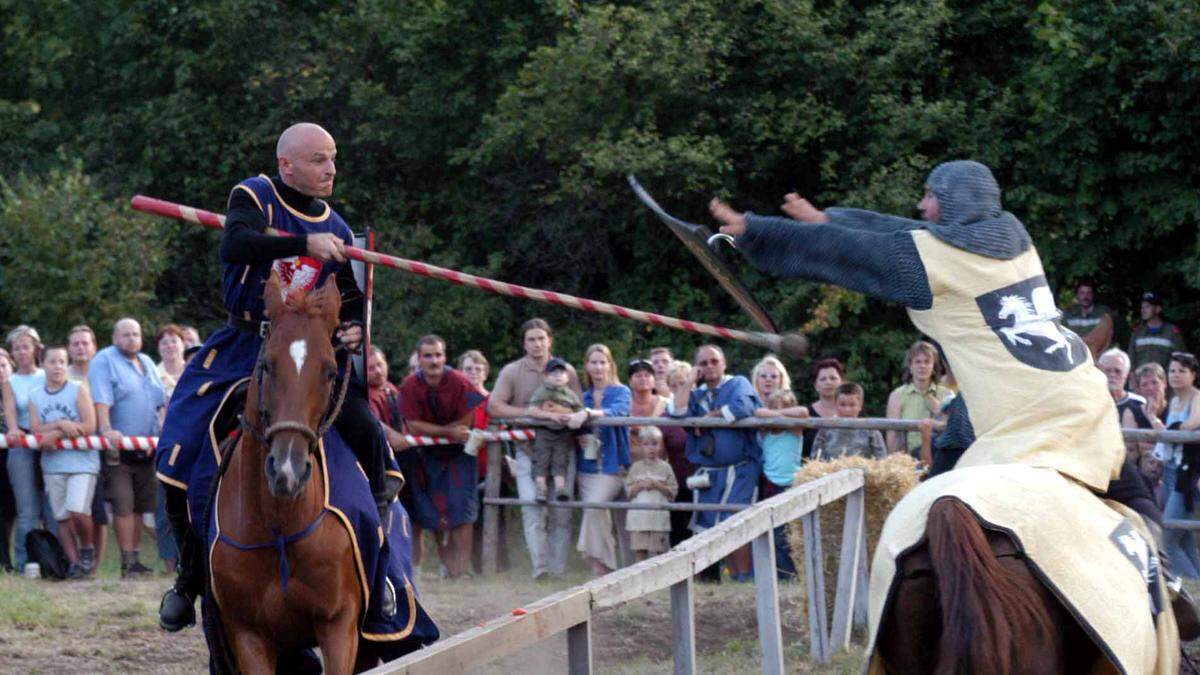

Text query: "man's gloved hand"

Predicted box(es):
[335, 321, 363, 353]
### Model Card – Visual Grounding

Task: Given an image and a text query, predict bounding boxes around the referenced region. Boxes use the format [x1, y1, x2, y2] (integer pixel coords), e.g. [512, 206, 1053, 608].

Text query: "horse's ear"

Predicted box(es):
[264, 269, 286, 318]
[311, 274, 342, 333]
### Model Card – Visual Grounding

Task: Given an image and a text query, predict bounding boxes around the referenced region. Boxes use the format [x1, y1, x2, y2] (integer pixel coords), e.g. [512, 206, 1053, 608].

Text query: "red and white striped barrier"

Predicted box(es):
[2, 434, 158, 451]
[402, 429, 535, 447]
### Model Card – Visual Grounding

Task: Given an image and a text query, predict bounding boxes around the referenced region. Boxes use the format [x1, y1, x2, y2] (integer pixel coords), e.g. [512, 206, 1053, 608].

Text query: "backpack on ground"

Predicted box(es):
[25, 529, 70, 580]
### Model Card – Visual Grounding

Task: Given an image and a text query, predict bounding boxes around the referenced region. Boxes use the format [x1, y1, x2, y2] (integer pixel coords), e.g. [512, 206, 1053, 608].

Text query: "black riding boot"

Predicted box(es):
[334, 379, 401, 516]
[160, 484, 203, 632]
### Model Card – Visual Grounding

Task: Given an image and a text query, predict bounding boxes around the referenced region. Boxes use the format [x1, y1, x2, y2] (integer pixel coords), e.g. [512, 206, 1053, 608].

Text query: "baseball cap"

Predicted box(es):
[545, 357, 569, 374]
[1142, 291, 1162, 306]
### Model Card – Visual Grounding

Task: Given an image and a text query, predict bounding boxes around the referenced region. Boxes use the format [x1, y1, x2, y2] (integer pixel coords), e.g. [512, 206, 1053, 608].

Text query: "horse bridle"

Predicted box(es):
[241, 324, 352, 452]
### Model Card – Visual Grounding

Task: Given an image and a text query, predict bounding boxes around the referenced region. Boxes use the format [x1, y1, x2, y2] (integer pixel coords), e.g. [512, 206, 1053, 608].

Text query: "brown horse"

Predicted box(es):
[876, 497, 1108, 674]
[209, 273, 364, 674]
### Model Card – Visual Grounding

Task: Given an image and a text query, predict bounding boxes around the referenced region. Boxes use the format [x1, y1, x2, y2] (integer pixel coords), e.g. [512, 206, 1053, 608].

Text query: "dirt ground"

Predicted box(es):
[0, 520, 863, 675]
[6, 517, 1192, 674]
[0, 567, 863, 674]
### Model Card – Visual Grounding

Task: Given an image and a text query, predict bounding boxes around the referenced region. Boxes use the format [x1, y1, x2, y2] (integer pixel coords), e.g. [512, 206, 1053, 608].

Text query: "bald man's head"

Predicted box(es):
[276, 123, 337, 198]
[112, 318, 143, 357]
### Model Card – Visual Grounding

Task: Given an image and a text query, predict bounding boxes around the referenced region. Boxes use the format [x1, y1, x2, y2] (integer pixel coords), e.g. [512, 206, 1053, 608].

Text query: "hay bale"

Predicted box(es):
[783, 454, 922, 632]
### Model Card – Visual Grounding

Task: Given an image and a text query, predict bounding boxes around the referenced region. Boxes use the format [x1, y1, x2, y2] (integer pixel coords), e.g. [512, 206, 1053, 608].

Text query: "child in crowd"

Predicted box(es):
[529, 357, 595, 502]
[28, 346, 98, 578]
[760, 390, 804, 492]
[624, 426, 678, 560]
[811, 383, 886, 460]
[663, 361, 694, 416]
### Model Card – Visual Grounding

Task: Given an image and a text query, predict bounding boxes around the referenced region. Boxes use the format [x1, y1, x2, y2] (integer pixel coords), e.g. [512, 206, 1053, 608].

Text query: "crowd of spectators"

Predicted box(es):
[0, 282, 1193, 583]
[0, 320, 201, 578]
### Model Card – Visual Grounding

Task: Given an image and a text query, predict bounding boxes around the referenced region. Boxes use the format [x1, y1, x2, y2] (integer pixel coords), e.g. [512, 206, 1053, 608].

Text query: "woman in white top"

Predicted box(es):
[4, 325, 56, 570]
[1155, 352, 1200, 578]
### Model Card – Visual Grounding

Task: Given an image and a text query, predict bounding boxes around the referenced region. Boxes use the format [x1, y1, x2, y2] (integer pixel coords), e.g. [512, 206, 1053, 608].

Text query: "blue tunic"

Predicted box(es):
[156, 174, 355, 521]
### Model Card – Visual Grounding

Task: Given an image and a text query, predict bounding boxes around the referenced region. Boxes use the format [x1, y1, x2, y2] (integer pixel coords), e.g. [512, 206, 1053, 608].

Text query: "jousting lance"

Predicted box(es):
[130, 195, 808, 358]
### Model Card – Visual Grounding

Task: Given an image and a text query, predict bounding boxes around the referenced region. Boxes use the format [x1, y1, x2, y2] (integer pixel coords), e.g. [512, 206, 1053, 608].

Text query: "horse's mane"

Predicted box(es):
[265, 271, 341, 327]
[275, 287, 338, 321]
[926, 498, 1056, 673]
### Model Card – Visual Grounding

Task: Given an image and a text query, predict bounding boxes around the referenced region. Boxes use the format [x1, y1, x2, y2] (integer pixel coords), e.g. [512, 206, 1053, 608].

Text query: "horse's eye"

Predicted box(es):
[325, 365, 337, 381]
[262, 362, 272, 376]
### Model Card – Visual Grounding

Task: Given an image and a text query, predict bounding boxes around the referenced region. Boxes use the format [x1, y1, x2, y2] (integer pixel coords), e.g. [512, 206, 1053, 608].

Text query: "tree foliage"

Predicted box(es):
[3, 0, 1199, 406]
[0, 165, 171, 340]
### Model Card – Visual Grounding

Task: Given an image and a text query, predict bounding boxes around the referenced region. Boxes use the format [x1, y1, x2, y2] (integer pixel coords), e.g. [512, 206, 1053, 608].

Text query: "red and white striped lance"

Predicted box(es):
[131, 195, 807, 358]
[2, 435, 158, 451]
[402, 429, 535, 447]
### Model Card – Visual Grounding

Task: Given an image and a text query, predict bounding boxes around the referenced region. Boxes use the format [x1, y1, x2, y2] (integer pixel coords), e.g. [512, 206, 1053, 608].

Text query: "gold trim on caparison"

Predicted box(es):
[203, 349, 218, 370]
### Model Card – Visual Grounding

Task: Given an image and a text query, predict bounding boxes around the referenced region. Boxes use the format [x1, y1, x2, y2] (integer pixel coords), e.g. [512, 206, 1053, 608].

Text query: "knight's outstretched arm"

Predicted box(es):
[735, 213, 933, 310]
[824, 207, 926, 234]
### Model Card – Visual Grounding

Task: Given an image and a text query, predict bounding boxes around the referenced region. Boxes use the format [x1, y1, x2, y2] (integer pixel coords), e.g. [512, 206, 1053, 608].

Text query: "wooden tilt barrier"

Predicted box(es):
[367, 469, 866, 674]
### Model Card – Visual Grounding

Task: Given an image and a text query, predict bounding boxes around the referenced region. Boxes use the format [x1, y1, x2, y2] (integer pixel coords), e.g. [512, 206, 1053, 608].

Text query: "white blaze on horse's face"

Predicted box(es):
[289, 339, 307, 377]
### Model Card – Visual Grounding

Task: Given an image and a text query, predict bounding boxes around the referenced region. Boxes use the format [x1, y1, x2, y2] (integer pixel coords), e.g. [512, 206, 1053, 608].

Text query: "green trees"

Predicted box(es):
[0, 166, 169, 340]
[3, 0, 1198, 404]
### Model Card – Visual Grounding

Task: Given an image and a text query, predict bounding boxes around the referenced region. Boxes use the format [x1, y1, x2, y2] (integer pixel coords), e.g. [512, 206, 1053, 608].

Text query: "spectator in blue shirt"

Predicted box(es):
[669, 344, 762, 581]
[89, 318, 166, 578]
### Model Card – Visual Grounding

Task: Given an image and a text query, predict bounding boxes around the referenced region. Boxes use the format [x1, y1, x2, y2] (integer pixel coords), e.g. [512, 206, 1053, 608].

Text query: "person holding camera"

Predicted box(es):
[669, 345, 762, 581]
[89, 318, 166, 579]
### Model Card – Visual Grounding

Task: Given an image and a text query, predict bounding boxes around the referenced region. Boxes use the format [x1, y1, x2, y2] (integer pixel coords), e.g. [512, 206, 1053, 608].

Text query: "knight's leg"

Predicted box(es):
[159, 483, 204, 632]
[334, 379, 398, 510]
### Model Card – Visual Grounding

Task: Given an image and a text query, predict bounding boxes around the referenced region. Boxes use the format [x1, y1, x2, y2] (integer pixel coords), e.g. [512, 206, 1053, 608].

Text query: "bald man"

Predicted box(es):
[156, 123, 403, 634]
[89, 318, 167, 579]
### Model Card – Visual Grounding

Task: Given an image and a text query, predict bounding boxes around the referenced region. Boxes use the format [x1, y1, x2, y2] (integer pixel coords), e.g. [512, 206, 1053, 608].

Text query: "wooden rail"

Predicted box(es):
[365, 469, 866, 674]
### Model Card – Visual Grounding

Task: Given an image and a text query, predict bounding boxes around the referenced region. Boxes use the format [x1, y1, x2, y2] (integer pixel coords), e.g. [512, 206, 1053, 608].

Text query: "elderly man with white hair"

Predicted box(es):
[1097, 347, 1154, 444]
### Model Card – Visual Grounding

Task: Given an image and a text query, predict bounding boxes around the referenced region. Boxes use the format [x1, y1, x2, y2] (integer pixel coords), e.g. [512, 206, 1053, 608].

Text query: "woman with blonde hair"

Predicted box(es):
[4, 325, 57, 571]
[885, 340, 953, 456]
[569, 343, 632, 574]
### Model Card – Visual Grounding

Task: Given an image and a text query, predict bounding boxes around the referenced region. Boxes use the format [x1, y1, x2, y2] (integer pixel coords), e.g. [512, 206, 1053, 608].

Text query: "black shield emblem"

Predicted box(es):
[1109, 519, 1162, 617]
[975, 276, 1087, 372]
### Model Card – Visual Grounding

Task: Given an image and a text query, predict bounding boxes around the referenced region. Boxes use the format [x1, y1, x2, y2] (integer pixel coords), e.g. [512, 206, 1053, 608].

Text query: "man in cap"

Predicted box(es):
[1129, 291, 1186, 371]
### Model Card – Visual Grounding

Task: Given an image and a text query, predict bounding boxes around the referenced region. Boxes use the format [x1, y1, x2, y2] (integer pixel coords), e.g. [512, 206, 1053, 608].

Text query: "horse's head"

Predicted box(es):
[254, 270, 342, 499]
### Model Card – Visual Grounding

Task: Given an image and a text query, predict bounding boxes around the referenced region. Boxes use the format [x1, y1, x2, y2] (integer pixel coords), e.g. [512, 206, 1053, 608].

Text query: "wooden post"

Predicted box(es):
[802, 509, 829, 663]
[830, 487, 864, 650]
[566, 620, 593, 675]
[481, 440, 502, 575]
[670, 576, 697, 675]
[855, 528, 869, 628]
[752, 530, 786, 675]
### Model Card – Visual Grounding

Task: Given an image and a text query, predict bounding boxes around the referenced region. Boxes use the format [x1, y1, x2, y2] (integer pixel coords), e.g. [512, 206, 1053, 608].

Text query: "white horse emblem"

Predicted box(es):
[996, 288, 1073, 361]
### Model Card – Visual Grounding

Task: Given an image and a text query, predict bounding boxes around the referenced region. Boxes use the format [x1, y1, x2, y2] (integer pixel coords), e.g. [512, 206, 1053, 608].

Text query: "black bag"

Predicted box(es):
[25, 529, 70, 580]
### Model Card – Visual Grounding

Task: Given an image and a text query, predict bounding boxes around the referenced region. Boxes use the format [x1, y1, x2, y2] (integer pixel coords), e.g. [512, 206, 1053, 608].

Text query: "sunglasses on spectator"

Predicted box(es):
[627, 359, 654, 374]
[696, 359, 721, 366]
[1171, 352, 1198, 368]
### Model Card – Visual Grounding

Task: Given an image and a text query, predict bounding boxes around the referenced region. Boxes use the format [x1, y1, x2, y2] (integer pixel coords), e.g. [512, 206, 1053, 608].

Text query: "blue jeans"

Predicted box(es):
[7, 449, 58, 569]
[155, 482, 177, 563]
[1162, 461, 1200, 578]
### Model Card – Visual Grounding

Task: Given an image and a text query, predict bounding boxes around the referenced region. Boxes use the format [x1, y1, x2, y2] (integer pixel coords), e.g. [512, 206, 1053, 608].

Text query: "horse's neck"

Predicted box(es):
[228, 435, 325, 536]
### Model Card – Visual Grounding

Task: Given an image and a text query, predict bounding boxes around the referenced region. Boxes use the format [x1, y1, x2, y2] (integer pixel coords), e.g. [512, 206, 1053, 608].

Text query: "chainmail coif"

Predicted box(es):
[924, 160, 1032, 260]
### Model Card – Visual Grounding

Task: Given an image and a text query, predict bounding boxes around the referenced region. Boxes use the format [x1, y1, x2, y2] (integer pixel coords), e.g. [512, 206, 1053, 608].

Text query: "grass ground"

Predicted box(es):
[0, 510, 864, 673]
